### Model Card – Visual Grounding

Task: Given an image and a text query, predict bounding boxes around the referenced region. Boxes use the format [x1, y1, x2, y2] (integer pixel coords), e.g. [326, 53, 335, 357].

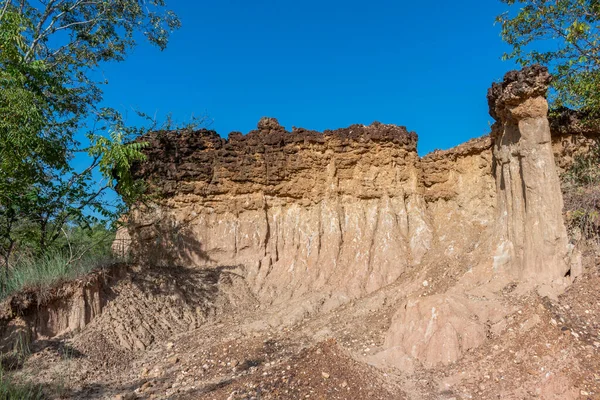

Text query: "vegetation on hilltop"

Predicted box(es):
[498, 0, 600, 119]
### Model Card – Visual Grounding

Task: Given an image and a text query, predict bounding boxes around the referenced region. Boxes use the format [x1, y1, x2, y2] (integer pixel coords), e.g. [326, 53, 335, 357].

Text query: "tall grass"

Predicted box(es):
[0, 250, 119, 300]
[0, 367, 43, 400]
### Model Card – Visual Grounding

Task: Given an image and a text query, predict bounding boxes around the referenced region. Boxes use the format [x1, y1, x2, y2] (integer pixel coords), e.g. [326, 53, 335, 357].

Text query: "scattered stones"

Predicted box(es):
[114, 393, 136, 400]
[571, 331, 580, 339]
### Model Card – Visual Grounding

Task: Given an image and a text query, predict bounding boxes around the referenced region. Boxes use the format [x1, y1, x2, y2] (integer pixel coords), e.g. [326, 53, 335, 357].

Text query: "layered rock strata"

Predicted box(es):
[127, 121, 432, 305]
[121, 65, 594, 369]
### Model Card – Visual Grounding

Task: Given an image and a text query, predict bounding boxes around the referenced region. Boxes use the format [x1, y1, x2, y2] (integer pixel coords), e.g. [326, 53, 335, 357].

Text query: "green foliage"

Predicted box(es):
[0, 221, 118, 298]
[0, 376, 43, 400]
[497, 0, 600, 117]
[52, 223, 117, 260]
[87, 114, 149, 205]
[0, 1, 180, 281]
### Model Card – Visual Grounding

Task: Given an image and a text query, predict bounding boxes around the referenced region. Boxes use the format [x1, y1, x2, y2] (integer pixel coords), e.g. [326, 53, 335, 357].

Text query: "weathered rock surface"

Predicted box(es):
[112, 66, 595, 371]
[488, 65, 575, 285]
[0, 264, 254, 357]
[379, 65, 588, 371]
[126, 121, 432, 308]
[1, 66, 600, 400]
[0, 268, 117, 354]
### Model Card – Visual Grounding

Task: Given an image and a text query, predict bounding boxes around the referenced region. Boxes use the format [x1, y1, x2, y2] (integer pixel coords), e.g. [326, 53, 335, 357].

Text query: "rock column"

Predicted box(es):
[488, 65, 571, 284]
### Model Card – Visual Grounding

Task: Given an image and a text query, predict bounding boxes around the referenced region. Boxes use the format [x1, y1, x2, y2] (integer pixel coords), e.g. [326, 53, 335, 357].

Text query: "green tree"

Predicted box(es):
[497, 0, 600, 117]
[0, 1, 180, 281]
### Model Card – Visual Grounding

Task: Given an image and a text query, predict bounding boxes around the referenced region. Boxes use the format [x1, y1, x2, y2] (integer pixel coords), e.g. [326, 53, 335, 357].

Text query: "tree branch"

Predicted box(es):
[0, 0, 13, 21]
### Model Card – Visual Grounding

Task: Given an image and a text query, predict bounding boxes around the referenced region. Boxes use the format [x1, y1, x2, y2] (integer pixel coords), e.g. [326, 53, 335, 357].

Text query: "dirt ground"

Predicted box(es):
[1, 249, 596, 400]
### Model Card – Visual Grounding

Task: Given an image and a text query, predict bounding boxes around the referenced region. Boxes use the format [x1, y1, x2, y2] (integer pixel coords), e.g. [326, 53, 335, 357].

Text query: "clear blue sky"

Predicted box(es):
[98, 0, 518, 155]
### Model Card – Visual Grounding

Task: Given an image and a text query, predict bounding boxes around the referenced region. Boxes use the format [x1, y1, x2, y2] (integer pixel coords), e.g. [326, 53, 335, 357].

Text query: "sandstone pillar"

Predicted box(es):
[488, 65, 571, 284]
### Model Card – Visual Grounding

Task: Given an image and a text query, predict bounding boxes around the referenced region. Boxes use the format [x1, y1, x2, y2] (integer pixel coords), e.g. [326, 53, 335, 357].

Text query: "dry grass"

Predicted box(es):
[562, 137, 600, 244]
[0, 250, 118, 300]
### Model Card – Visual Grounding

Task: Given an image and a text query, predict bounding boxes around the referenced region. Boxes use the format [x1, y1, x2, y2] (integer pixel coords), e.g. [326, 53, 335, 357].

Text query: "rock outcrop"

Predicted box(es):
[0, 268, 118, 353]
[118, 65, 595, 369]
[0, 263, 254, 355]
[126, 121, 433, 309]
[488, 65, 574, 286]
[378, 65, 582, 371]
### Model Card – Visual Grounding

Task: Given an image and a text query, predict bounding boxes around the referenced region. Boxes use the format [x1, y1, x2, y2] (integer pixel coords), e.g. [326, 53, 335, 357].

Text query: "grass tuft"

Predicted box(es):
[0, 250, 119, 300]
[0, 366, 43, 400]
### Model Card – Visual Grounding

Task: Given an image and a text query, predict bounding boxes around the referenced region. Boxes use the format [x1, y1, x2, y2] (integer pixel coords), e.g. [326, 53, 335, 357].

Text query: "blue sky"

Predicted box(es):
[98, 0, 518, 155]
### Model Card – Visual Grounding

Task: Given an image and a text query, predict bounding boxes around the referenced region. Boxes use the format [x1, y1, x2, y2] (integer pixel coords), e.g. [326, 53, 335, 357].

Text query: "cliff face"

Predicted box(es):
[379, 66, 580, 371]
[126, 121, 434, 305]
[121, 65, 597, 368]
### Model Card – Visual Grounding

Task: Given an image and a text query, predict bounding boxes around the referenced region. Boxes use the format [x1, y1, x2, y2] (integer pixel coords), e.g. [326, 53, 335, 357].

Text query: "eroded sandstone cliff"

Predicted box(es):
[1, 66, 599, 400]
[117, 65, 595, 370]
[125, 121, 433, 310]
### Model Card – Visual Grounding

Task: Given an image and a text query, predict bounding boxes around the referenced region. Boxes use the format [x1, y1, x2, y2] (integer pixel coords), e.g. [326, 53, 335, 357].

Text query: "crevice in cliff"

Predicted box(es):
[402, 193, 412, 264]
[317, 202, 323, 261]
[365, 198, 382, 293]
[274, 218, 280, 263]
[262, 196, 271, 258]
[335, 201, 345, 270]
[233, 221, 238, 257]
[518, 155, 527, 214]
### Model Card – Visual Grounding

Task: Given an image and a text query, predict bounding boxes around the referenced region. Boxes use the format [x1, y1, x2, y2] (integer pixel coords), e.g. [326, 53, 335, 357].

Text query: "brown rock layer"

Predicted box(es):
[133, 119, 417, 201]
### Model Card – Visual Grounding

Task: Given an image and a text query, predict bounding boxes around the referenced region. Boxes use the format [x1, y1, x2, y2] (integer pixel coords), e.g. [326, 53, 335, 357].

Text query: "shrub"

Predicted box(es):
[562, 138, 600, 243]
